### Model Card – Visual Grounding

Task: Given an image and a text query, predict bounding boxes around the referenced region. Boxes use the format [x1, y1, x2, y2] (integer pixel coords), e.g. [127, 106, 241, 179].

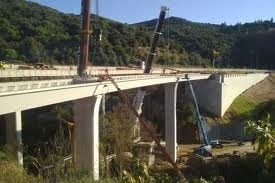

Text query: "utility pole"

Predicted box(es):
[79, 0, 91, 76]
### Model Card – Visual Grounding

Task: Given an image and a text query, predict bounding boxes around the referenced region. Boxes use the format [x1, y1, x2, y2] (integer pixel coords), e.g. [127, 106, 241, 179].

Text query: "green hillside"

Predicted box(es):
[138, 17, 275, 69]
[1, 0, 275, 69]
[0, 0, 151, 66]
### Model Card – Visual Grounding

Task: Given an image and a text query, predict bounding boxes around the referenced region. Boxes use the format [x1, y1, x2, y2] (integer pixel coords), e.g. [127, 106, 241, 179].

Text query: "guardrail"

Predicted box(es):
[0, 65, 271, 78]
[0, 79, 73, 93]
[0, 75, 174, 93]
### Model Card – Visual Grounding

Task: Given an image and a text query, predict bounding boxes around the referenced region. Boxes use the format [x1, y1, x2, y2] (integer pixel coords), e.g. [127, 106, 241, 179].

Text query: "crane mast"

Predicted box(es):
[133, 7, 168, 140]
[144, 6, 168, 73]
[79, 0, 91, 76]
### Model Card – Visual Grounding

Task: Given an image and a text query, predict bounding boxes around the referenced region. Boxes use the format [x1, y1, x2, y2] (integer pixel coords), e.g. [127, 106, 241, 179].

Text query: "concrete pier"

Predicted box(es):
[73, 95, 102, 180]
[132, 89, 146, 141]
[5, 111, 23, 165]
[165, 82, 179, 162]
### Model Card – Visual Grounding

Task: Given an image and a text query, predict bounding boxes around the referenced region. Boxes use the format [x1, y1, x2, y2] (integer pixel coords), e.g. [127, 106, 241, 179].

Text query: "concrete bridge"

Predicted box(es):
[0, 66, 269, 179]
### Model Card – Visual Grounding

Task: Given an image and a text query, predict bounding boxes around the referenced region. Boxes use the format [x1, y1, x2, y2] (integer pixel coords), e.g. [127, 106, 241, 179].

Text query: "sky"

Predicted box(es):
[29, 0, 275, 25]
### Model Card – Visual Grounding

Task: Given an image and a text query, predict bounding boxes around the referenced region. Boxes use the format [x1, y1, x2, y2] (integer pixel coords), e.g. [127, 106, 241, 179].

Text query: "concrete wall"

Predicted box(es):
[221, 73, 268, 116]
[190, 75, 222, 116]
[192, 73, 269, 117]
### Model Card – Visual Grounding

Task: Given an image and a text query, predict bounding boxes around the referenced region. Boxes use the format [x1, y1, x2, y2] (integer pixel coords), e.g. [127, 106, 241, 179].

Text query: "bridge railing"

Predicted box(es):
[0, 74, 177, 93]
[0, 79, 73, 93]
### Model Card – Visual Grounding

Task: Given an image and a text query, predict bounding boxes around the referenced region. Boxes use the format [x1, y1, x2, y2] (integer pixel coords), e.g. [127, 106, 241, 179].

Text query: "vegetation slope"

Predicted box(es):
[1, 0, 275, 69]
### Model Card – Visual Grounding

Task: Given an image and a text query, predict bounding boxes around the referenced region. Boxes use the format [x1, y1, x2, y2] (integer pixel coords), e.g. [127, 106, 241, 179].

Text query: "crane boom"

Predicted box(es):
[144, 6, 168, 73]
[186, 78, 210, 146]
[79, 0, 91, 76]
[185, 75, 212, 157]
[133, 6, 169, 141]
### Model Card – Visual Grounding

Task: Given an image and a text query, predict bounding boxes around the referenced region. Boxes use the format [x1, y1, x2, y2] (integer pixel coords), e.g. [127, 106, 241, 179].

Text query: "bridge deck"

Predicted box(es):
[0, 74, 210, 115]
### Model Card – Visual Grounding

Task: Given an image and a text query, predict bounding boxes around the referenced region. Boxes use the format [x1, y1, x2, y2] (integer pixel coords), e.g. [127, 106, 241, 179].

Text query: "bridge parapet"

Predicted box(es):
[0, 79, 73, 93]
[0, 69, 77, 78]
[0, 68, 148, 78]
[0, 66, 270, 78]
[223, 73, 248, 78]
[0, 74, 180, 94]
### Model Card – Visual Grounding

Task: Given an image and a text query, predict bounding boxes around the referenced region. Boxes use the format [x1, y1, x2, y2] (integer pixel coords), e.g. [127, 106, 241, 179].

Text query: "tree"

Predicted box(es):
[2, 49, 17, 61]
[100, 103, 135, 177]
[245, 114, 275, 167]
[21, 37, 44, 63]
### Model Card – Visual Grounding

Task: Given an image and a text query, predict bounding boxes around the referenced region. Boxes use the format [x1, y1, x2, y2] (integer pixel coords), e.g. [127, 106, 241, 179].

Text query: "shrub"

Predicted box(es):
[0, 150, 39, 183]
[245, 114, 275, 167]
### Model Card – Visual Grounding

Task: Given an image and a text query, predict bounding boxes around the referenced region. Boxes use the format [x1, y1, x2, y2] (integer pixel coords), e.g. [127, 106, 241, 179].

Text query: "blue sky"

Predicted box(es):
[29, 0, 275, 25]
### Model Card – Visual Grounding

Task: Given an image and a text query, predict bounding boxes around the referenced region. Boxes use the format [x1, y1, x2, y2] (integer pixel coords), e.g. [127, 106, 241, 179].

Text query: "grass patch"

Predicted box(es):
[0, 149, 40, 183]
[213, 97, 275, 125]
[208, 95, 259, 124]
[228, 95, 257, 118]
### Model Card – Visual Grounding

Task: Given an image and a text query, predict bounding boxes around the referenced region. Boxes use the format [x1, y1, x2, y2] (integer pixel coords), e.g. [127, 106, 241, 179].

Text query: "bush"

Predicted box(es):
[0, 150, 39, 183]
[245, 114, 275, 167]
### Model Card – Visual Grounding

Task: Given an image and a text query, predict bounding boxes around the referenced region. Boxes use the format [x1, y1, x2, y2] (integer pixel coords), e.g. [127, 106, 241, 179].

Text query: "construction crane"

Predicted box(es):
[79, 0, 91, 76]
[92, 0, 102, 64]
[185, 75, 212, 156]
[144, 6, 169, 73]
[133, 6, 169, 140]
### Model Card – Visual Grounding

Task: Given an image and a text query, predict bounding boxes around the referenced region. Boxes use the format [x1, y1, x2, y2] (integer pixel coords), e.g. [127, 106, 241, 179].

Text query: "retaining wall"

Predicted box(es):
[192, 73, 269, 117]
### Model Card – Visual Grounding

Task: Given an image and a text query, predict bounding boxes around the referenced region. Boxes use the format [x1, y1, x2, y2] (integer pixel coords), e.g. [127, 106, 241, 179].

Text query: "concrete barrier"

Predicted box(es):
[0, 79, 73, 93]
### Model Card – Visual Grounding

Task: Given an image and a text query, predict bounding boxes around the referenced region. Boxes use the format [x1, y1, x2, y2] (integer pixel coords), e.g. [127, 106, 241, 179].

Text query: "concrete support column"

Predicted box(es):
[5, 111, 23, 165]
[73, 95, 102, 180]
[132, 89, 146, 141]
[165, 82, 179, 162]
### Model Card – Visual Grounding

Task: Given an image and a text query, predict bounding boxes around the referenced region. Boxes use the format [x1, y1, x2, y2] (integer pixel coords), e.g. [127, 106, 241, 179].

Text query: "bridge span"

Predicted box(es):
[0, 68, 269, 180]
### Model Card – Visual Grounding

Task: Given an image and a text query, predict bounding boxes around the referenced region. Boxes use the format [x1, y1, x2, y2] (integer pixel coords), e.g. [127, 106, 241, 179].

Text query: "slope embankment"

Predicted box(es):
[204, 74, 275, 140]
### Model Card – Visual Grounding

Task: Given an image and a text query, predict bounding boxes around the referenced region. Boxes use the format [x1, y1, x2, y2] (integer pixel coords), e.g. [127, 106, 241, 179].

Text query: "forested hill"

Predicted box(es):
[137, 17, 275, 69]
[0, 0, 275, 69]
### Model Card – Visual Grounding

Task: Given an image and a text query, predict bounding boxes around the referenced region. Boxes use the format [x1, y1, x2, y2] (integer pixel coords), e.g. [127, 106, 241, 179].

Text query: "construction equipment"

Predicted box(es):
[144, 6, 169, 73]
[79, 0, 91, 76]
[104, 71, 186, 181]
[92, 0, 103, 65]
[185, 74, 213, 157]
[133, 7, 169, 139]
